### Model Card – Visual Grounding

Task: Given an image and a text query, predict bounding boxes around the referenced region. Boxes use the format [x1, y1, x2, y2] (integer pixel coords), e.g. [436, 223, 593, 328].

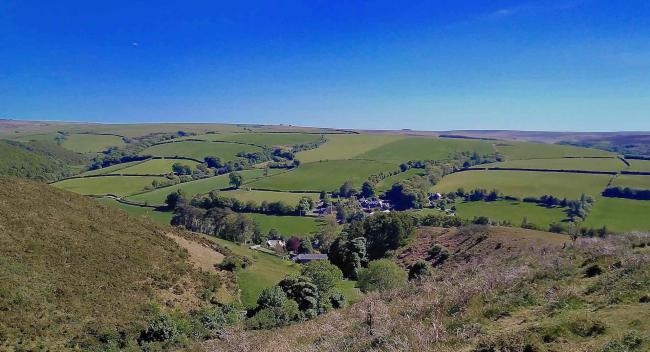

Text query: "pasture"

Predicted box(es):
[454, 200, 568, 229]
[52, 175, 165, 196]
[201, 235, 300, 308]
[219, 189, 319, 204]
[248, 160, 397, 192]
[127, 168, 276, 205]
[479, 157, 625, 172]
[356, 137, 495, 163]
[374, 168, 425, 192]
[250, 213, 322, 238]
[612, 174, 650, 189]
[139, 141, 261, 161]
[80, 160, 143, 176]
[494, 141, 614, 160]
[582, 196, 650, 232]
[627, 159, 650, 172]
[189, 132, 322, 147]
[116, 158, 199, 175]
[432, 170, 613, 199]
[295, 134, 406, 163]
[61, 133, 125, 153]
[97, 198, 173, 225]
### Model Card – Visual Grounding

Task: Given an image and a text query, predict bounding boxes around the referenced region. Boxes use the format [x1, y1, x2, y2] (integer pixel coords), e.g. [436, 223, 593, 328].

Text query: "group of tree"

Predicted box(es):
[171, 204, 259, 244]
[385, 176, 430, 210]
[247, 261, 346, 329]
[182, 190, 315, 217]
[603, 186, 650, 200]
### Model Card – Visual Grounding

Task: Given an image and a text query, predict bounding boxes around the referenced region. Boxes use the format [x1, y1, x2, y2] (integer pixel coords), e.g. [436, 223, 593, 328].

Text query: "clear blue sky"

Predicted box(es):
[1, 0, 649, 131]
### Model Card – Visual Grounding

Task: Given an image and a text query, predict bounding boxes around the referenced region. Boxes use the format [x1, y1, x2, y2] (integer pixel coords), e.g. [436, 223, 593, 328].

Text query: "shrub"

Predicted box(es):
[568, 317, 606, 337]
[246, 300, 300, 330]
[357, 259, 407, 293]
[428, 244, 450, 264]
[139, 313, 180, 342]
[408, 260, 432, 281]
[256, 286, 288, 309]
[585, 264, 603, 278]
[300, 260, 343, 294]
[218, 255, 249, 271]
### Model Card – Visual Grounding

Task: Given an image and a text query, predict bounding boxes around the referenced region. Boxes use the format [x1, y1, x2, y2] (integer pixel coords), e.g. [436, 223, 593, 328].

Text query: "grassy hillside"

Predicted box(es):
[295, 134, 406, 163]
[481, 157, 625, 172]
[495, 141, 616, 159]
[140, 141, 262, 161]
[51, 175, 166, 196]
[61, 133, 125, 153]
[0, 177, 215, 350]
[0, 140, 86, 181]
[188, 132, 322, 147]
[355, 137, 495, 163]
[208, 226, 650, 352]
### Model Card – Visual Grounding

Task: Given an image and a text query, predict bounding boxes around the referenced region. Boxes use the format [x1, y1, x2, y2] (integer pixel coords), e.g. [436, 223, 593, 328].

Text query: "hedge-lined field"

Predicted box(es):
[433, 170, 612, 199]
[295, 134, 406, 163]
[139, 141, 261, 161]
[494, 141, 615, 160]
[52, 175, 165, 196]
[582, 196, 650, 232]
[248, 160, 397, 192]
[612, 175, 650, 189]
[188, 132, 322, 147]
[80, 160, 143, 176]
[97, 198, 173, 225]
[355, 137, 495, 163]
[61, 134, 125, 153]
[480, 157, 625, 172]
[219, 189, 319, 204]
[374, 168, 425, 192]
[116, 158, 199, 175]
[627, 159, 650, 172]
[249, 213, 323, 238]
[454, 200, 568, 228]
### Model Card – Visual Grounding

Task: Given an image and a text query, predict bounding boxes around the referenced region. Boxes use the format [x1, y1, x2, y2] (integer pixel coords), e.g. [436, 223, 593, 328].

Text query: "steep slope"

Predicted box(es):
[0, 177, 218, 350]
[0, 139, 86, 181]
[206, 226, 650, 352]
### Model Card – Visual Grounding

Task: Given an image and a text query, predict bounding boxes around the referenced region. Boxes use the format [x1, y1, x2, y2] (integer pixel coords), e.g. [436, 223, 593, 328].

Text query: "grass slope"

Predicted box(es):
[433, 170, 612, 199]
[375, 168, 425, 192]
[248, 160, 397, 192]
[249, 213, 323, 238]
[219, 189, 319, 204]
[80, 160, 144, 176]
[481, 157, 625, 172]
[454, 200, 568, 228]
[97, 198, 173, 225]
[495, 141, 615, 160]
[627, 159, 650, 172]
[582, 196, 650, 232]
[61, 133, 125, 153]
[190, 132, 322, 147]
[52, 175, 165, 196]
[295, 134, 406, 163]
[140, 141, 261, 161]
[0, 177, 208, 350]
[356, 137, 495, 163]
[0, 140, 84, 181]
[117, 158, 199, 175]
[612, 174, 650, 189]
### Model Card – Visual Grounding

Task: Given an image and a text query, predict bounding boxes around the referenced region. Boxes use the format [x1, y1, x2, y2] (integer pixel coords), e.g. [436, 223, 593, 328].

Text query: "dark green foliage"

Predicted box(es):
[278, 276, 319, 313]
[328, 236, 368, 279]
[172, 162, 193, 175]
[246, 299, 301, 330]
[339, 180, 357, 198]
[418, 213, 467, 227]
[568, 317, 606, 337]
[139, 313, 180, 343]
[428, 244, 450, 264]
[0, 140, 85, 181]
[603, 186, 650, 200]
[472, 216, 491, 225]
[229, 171, 243, 188]
[172, 205, 257, 243]
[165, 189, 185, 209]
[219, 255, 250, 271]
[408, 260, 432, 281]
[347, 212, 416, 260]
[361, 181, 375, 198]
[601, 330, 646, 351]
[357, 259, 407, 293]
[585, 264, 603, 277]
[385, 178, 429, 210]
[256, 286, 289, 309]
[301, 260, 344, 294]
[204, 156, 222, 168]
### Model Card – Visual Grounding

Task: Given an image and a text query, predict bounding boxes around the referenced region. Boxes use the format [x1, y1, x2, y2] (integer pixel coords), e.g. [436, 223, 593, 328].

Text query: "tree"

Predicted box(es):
[347, 212, 416, 260]
[360, 181, 375, 198]
[297, 238, 313, 254]
[339, 181, 356, 198]
[297, 196, 314, 215]
[172, 162, 192, 175]
[328, 236, 368, 279]
[286, 236, 301, 252]
[278, 276, 319, 313]
[314, 214, 338, 252]
[229, 172, 243, 189]
[165, 189, 185, 209]
[357, 259, 407, 293]
[204, 156, 222, 168]
[257, 286, 288, 309]
[335, 198, 364, 223]
[408, 260, 432, 281]
[301, 260, 343, 294]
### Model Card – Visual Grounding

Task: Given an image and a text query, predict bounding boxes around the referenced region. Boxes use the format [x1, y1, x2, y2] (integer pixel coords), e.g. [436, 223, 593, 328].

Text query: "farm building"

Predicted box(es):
[291, 253, 328, 264]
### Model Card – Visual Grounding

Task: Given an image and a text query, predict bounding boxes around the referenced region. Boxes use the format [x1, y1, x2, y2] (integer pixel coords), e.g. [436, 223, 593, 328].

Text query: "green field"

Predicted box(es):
[480, 157, 625, 172]
[248, 160, 397, 192]
[375, 168, 425, 192]
[201, 235, 300, 308]
[127, 169, 279, 205]
[219, 189, 319, 204]
[295, 134, 406, 163]
[52, 176, 165, 196]
[356, 137, 495, 163]
[612, 174, 650, 189]
[433, 170, 612, 199]
[96, 198, 173, 225]
[86, 123, 247, 138]
[582, 196, 650, 232]
[189, 132, 322, 147]
[495, 142, 615, 160]
[627, 159, 650, 172]
[61, 133, 125, 153]
[80, 160, 143, 176]
[116, 158, 199, 175]
[454, 200, 568, 228]
[140, 141, 261, 161]
[249, 213, 323, 238]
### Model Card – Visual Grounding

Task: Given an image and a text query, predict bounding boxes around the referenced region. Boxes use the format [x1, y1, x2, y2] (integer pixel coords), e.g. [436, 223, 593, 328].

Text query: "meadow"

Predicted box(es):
[480, 157, 625, 172]
[61, 133, 125, 153]
[80, 160, 143, 176]
[582, 196, 650, 232]
[374, 168, 425, 192]
[127, 168, 280, 205]
[201, 235, 300, 308]
[355, 137, 495, 163]
[627, 159, 650, 172]
[295, 134, 406, 163]
[116, 158, 199, 175]
[52, 175, 165, 196]
[494, 141, 615, 160]
[219, 189, 319, 204]
[612, 174, 650, 189]
[433, 170, 613, 199]
[139, 140, 261, 161]
[248, 160, 398, 192]
[97, 198, 173, 225]
[188, 132, 323, 147]
[249, 213, 323, 238]
[454, 200, 568, 228]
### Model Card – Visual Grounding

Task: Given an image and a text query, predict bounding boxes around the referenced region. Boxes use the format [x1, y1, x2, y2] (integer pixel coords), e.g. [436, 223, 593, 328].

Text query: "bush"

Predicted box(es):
[357, 259, 407, 293]
[139, 313, 180, 342]
[568, 317, 606, 337]
[408, 260, 432, 281]
[218, 255, 249, 271]
[428, 244, 450, 264]
[300, 260, 343, 294]
[246, 300, 300, 330]
[601, 330, 645, 351]
[584, 264, 603, 278]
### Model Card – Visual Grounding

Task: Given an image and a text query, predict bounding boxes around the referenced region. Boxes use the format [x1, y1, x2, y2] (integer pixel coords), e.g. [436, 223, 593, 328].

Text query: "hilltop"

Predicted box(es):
[0, 177, 223, 350]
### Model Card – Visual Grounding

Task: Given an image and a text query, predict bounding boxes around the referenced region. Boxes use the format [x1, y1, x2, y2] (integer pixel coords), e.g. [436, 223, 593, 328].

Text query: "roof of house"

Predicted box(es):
[294, 253, 328, 260]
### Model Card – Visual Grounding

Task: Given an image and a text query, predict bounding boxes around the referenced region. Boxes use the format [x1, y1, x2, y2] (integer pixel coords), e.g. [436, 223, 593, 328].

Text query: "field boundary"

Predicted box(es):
[465, 167, 619, 175]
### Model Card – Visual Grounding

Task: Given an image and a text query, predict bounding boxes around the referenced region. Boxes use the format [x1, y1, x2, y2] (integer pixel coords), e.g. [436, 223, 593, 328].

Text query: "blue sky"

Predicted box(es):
[1, 0, 649, 131]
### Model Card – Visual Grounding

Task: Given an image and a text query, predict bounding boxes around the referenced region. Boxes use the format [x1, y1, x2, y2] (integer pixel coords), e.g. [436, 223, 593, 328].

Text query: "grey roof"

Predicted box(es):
[295, 253, 328, 260]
